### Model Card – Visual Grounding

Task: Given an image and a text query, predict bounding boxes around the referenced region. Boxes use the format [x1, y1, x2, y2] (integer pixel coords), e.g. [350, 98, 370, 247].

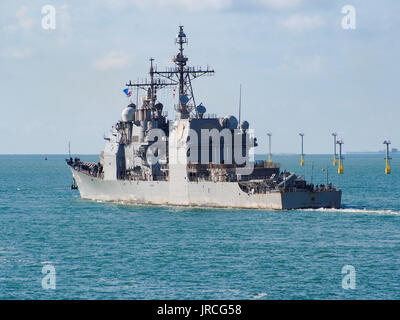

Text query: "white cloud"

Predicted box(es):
[23, 120, 49, 134]
[3, 24, 17, 33]
[92, 51, 130, 71]
[279, 14, 325, 32]
[59, 5, 71, 31]
[134, 0, 232, 11]
[104, 0, 232, 11]
[102, 0, 305, 11]
[4, 5, 35, 34]
[157, 0, 231, 11]
[16, 5, 35, 32]
[2, 47, 32, 59]
[278, 54, 323, 75]
[253, 0, 303, 10]
[104, 0, 126, 8]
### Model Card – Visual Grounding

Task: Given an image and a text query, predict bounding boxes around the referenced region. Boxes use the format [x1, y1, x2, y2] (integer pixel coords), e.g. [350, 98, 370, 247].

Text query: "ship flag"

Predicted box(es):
[123, 88, 132, 97]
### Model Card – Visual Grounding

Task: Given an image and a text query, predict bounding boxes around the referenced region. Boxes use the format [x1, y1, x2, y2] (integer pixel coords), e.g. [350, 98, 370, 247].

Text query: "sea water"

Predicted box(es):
[0, 154, 399, 299]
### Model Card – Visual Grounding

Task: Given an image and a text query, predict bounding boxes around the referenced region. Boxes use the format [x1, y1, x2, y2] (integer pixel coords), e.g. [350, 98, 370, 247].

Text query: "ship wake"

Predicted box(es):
[300, 206, 400, 216]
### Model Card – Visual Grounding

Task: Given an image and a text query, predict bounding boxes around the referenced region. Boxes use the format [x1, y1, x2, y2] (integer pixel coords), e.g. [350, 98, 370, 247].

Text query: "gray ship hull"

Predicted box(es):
[71, 168, 341, 210]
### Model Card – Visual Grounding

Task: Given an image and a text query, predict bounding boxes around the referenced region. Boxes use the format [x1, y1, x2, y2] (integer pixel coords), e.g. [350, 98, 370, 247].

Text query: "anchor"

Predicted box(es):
[71, 178, 78, 190]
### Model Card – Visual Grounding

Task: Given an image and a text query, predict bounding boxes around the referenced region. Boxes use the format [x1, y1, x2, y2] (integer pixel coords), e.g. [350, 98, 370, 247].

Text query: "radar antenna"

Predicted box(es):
[126, 58, 176, 107]
[153, 26, 215, 118]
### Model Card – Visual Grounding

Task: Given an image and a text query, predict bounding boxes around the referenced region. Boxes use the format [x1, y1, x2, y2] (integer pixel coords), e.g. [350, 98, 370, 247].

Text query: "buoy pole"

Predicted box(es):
[299, 133, 305, 166]
[332, 132, 337, 166]
[383, 140, 391, 175]
[337, 140, 344, 174]
[267, 132, 272, 165]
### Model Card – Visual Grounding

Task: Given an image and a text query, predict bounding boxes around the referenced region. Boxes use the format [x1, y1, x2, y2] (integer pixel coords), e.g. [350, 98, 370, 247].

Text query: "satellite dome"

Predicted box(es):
[240, 120, 249, 131]
[179, 95, 189, 104]
[226, 115, 238, 130]
[196, 104, 206, 115]
[127, 103, 136, 109]
[121, 104, 135, 122]
[177, 30, 186, 38]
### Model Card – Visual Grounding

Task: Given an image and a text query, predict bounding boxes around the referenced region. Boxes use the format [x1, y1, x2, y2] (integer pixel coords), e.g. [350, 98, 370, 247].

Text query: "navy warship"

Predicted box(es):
[67, 26, 341, 209]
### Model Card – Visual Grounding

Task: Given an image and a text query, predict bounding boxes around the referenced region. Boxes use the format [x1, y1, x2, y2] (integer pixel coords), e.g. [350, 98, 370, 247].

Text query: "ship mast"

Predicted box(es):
[176, 26, 187, 112]
[126, 58, 176, 107]
[154, 26, 215, 119]
[126, 26, 214, 118]
[149, 57, 155, 105]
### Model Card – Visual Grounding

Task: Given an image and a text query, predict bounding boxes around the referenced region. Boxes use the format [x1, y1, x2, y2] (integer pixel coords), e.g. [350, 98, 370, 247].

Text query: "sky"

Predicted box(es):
[1, 0, 400, 154]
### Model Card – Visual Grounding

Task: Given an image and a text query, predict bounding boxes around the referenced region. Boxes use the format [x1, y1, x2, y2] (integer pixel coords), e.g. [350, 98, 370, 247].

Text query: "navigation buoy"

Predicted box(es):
[332, 132, 338, 167]
[299, 133, 305, 166]
[267, 132, 272, 165]
[337, 140, 344, 174]
[383, 140, 391, 175]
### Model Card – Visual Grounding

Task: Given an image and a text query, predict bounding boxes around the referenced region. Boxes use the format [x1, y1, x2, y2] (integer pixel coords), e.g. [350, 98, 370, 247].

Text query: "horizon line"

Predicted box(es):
[0, 152, 392, 156]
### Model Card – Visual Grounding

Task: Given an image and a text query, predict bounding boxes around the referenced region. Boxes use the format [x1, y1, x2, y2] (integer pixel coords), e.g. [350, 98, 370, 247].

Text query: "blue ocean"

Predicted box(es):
[0, 154, 399, 299]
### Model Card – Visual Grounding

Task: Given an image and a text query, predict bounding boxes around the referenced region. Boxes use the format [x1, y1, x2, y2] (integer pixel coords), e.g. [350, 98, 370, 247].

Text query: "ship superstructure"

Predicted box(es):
[67, 26, 341, 209]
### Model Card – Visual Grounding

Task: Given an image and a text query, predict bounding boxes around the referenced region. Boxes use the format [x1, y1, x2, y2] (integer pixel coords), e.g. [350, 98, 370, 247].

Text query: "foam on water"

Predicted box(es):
[300, 207, 400, 216]
[253, 292, 268, 299]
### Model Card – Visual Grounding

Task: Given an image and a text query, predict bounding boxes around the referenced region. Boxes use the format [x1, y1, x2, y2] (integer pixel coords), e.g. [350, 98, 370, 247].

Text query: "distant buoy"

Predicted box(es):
[332, 133, 338, 167]
[337, 140, 344, 174]
[299, 133, 305, 166]
[267, 132, 272, 165]
[383, 140, 391, 175]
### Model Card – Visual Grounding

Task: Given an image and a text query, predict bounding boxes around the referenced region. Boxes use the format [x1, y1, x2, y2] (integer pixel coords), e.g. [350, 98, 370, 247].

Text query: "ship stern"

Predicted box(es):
[280, 190, 342, 210]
